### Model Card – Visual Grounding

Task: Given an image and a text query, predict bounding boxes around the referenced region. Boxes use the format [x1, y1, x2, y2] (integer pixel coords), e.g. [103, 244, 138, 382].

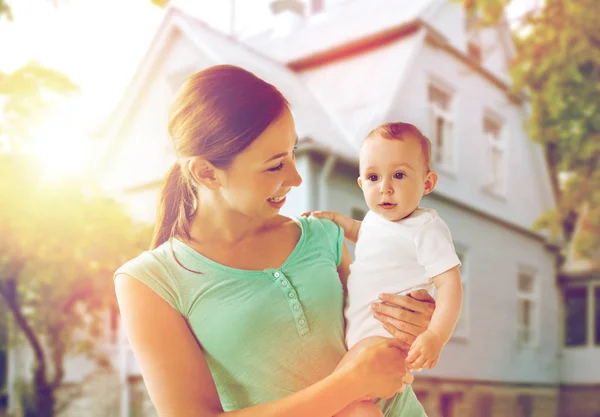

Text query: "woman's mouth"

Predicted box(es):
[267, 195, 287, 208]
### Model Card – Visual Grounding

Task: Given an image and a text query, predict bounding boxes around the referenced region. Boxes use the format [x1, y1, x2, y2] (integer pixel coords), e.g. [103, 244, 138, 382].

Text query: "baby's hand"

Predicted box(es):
[406, 330, 443, 370]
[301, 210, 338, 222]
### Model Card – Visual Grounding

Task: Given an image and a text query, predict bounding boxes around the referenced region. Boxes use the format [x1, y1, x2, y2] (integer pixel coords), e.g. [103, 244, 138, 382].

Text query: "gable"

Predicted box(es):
[423, 0, 516, 81]
[296, 29, 426, 146]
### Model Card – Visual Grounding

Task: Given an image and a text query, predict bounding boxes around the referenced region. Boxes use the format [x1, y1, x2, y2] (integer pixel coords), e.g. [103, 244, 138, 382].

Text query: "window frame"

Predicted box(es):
[563, 285, 589, 348]
[516, 267, 539, 348]
[427, 80, 456, 174]
[482, 111, 507, 196]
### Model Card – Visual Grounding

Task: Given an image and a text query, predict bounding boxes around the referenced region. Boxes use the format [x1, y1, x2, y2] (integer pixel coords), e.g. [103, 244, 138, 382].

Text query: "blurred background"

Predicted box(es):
[0, 0, 599, 416]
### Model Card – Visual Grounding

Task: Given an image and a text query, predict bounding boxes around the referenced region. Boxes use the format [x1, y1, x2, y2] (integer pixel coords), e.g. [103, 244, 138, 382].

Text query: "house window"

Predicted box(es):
[350, 207, 366, 221]
[427, 82, 454, 170]
[564, 287, 587, 347]
[517, 270, 538, 347]
[452, 247, 468, 339]
[440, 392, 462, 417]
[483, 115, 506, 195]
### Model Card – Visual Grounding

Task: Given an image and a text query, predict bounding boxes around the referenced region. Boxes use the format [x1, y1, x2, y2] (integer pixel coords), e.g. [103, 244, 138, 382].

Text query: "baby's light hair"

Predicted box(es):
[365, 122, 432, 172]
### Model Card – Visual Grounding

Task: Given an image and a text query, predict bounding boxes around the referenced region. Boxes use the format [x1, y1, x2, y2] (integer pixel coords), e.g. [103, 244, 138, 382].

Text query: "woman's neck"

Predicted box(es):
[187, 205, 274, 245]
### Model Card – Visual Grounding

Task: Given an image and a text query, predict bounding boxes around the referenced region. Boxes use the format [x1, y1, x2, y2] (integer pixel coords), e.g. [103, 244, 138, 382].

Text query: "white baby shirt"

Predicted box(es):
[345, 208, 461, 349]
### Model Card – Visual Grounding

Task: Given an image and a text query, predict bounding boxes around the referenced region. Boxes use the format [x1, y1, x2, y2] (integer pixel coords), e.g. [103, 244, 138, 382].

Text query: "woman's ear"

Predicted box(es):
[188, 157, 221, 190]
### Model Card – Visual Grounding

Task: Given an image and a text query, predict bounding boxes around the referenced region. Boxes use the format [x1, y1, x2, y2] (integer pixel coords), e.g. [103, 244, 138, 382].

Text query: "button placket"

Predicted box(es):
[266, 269, 310, 336]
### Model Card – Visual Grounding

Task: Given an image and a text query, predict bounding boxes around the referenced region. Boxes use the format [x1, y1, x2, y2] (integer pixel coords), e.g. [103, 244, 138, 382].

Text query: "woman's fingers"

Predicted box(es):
[407, 289, 435, 303]
[373, 312, 423, 337]
[381, 324, 413, 350]
[378, 292, 435, 317]
[372, 301, 430, 329]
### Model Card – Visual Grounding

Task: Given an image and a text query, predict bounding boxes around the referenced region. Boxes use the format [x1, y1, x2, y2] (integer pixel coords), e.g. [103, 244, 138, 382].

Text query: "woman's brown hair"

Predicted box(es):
[151, 65, 289, 249]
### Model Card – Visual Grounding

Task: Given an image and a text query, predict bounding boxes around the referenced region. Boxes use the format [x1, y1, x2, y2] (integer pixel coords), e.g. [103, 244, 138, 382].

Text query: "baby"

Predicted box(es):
[312, 122, 463, 417]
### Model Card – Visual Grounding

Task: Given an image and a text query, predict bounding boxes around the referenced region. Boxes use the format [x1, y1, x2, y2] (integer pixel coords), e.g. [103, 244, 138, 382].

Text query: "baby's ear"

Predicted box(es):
[423, 171, 438, 195]
[357, 176, 363, 190]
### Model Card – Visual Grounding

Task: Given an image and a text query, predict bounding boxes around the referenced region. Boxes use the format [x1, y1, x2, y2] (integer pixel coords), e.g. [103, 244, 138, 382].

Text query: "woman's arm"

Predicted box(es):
[115, 274, 406, 417]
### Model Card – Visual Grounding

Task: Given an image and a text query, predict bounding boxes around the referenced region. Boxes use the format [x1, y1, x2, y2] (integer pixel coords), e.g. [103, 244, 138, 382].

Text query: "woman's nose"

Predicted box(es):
[286, 161, 303, 187]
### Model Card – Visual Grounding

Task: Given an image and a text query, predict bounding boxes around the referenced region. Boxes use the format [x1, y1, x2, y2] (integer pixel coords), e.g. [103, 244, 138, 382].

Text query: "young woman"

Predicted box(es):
[114, 65, 434, 417]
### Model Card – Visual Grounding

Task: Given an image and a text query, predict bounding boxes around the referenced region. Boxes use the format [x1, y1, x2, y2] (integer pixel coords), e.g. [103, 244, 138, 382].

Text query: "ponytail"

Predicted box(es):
[150, 162, 196, 249]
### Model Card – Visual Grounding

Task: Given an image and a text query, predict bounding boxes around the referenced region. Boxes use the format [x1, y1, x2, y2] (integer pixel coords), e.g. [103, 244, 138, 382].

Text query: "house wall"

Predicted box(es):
[388, 40, 554, 232]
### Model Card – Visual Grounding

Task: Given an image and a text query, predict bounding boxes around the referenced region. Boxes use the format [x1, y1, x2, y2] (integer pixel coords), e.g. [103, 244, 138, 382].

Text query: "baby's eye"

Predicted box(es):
[368, 174, 378, 182]
[394, 172, 405, 180]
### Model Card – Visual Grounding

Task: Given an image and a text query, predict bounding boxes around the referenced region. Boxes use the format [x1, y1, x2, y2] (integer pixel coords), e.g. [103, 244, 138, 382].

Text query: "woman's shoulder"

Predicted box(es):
[294, 214, 341, 237]
[293, 214, 344, 266]
[114, 242, 184, 314]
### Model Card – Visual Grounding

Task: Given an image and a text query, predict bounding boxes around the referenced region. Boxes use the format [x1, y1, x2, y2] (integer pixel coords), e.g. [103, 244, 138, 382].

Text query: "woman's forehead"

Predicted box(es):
[238, 109, 296, 161]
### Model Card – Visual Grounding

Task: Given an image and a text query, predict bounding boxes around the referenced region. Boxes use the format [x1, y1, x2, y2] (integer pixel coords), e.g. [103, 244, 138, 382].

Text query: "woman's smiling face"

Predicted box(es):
[216, 108, 302, 219]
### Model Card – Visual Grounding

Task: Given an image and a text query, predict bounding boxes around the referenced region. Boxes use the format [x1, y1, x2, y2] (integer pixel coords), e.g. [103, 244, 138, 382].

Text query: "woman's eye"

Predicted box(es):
[394, 172, 405, 179]
[268, 162, 284, 172]
[368, 175, 378, 181]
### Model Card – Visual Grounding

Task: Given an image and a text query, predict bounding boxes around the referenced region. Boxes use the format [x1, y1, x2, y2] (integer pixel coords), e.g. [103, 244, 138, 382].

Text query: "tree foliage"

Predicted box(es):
[0, 62, 79, 148]
[463, 0, 600, 259]
[0, 155, 152, 416]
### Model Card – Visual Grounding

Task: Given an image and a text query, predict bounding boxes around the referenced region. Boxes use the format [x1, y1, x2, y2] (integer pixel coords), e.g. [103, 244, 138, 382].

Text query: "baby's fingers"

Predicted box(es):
[406, 348, 420, 364]
[410, 353, 427, 370]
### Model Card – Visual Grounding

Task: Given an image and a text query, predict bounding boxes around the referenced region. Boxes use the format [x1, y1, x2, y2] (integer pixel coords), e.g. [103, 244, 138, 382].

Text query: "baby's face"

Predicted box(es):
[358, 135, 435, 221]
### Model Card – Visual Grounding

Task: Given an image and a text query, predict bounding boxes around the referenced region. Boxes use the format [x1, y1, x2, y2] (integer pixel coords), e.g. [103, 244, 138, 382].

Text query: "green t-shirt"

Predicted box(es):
[115, 216, 427, 416]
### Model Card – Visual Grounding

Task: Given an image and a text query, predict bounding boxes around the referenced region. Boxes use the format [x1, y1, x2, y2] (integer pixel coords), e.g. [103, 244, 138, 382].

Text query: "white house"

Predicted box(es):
[4, 1, 598, 417]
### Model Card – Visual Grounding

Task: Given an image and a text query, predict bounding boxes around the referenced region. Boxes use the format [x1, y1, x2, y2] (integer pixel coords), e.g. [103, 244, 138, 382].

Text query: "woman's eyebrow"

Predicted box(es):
[263, 136, 298, 163]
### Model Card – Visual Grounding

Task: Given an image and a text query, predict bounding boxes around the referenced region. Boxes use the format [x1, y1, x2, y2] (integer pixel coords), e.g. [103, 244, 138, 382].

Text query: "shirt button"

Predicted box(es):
[288, 291, 296, 298]
[299, 319, 306, 326]
[293, 304, 300, 311]
[274, 272, 281, 278]
[281, 280, 288, 287]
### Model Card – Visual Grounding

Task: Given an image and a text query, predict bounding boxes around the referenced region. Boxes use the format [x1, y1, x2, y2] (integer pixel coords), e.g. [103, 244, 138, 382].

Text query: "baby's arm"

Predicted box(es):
[304, 211, 361, 243]
[406, 266, 462, 369]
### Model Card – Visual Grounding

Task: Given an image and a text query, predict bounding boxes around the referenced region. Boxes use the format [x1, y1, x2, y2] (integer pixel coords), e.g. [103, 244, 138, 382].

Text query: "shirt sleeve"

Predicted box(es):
[114, 251, 184, 314]
[307, 217, 345, 267]
[414, 216, 461, 278]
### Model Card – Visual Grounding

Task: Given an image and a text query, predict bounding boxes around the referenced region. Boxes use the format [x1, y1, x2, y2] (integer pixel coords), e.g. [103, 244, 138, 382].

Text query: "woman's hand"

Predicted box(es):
[338, 338, 410, 400]
[371, 290, 435, 351]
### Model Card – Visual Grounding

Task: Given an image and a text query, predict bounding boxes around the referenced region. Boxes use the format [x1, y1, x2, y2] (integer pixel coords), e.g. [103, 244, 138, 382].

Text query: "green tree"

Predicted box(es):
[462, 0, 600, 259]
[0, 3, 150, 416]
[0, 61, 79, 149]
[0, 155, 152, 417]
